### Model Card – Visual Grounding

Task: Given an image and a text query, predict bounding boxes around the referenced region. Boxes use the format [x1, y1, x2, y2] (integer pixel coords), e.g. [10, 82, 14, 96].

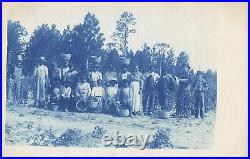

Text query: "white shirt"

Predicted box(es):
[120, 71, 131, 80]
[61, 86, 71, 98]
[61, 67, 70, 77]
[150, 72, 160, 82]
[105, 86, 118, 100]
[34, 65, 48, 82]
[76, 82, 91, 96]
[91, 86, 105, 97]
[90, 71, 102, 82]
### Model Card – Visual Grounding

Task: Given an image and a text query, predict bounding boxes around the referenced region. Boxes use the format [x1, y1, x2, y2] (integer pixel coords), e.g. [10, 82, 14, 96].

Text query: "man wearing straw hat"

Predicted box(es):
[34, 56, 49, 107]
[12, 54, 25, 104]
[61, 53, 71, 83]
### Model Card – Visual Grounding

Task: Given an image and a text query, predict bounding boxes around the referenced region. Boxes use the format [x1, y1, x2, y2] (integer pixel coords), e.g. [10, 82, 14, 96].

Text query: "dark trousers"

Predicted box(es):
[195, 92, 205, 119]
[143, 90, 156, 113]
[159, 93, 170, 111]
[13, 81, 22, 103]
[59, 97, 72, 111]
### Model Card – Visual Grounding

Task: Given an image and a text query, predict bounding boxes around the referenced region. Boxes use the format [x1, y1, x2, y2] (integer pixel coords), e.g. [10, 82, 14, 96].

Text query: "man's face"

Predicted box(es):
[135, 66, 139, 72]
[124, 83, 128, 87]
[197, 74, 202, 79]
[64, 60, 69, 66]
[97, 81, 102, 86]
[17, 61, 22, 66]
[93, 81, 98, 87]
[110, 67, 115, 72]
[150, 68, 154, 73]
[52, 63, 57, 68]
[184, 66, 189, 73]
[111, 81, 116, 87]
[39, 60, 43, 65]
[123, 67, 127, 72]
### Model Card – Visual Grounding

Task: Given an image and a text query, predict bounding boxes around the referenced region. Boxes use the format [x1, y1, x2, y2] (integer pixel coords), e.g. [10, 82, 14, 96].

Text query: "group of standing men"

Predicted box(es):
[9, 54, 208, 119]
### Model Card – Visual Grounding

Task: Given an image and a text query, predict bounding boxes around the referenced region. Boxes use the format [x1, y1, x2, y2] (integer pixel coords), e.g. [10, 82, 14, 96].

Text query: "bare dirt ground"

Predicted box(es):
[4, 102, 215, 149]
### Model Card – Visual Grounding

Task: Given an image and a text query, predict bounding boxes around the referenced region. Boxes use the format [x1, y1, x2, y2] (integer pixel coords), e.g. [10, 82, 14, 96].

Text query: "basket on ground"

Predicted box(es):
[76, 100, 88, 112]
[50, 103, 59, 111]
[159, 110, 169, 119]
[118, 108, 130, 117]
[88, 96, 99, 110]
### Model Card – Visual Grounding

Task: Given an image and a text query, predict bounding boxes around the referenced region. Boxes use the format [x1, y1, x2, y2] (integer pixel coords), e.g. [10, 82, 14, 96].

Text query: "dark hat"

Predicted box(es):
[197, 71, 203, 75]
[110, 79, 118, 84]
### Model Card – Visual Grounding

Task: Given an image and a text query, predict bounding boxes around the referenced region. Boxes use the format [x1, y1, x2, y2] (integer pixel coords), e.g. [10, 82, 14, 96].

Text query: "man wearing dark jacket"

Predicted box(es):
[157, 70, 176, 111]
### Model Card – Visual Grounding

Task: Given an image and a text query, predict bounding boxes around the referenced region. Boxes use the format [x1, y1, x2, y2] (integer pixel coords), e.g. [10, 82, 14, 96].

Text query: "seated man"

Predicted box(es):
[117, 79, 133, 117]
[75, 75, 91, 100]
[60, 81, 72, 112]
[50, 80, 62, 110]
[90, 79, 105, 112]
[104, 78, 119, 114]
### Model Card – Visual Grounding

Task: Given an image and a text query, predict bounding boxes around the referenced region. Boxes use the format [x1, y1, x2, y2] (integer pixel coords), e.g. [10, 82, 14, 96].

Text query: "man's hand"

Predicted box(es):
[139, 89, 142, 94]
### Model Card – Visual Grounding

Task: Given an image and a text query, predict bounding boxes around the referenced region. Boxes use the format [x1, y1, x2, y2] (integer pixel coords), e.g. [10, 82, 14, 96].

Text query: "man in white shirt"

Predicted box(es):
[91, 79, 105, 112]
[89, 64, 102, 87]
[61, 54, 71, 82]
[60, 81, 72, 112]
[34, 56, 49, 107]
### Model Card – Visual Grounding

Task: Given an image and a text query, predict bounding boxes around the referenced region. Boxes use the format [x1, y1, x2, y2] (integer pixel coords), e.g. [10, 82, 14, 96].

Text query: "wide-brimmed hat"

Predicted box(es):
[62, 54, 71, 61]
[94, 64, 100, 68]
[39, 56, 46, 62]
[17, 55, 22, 61]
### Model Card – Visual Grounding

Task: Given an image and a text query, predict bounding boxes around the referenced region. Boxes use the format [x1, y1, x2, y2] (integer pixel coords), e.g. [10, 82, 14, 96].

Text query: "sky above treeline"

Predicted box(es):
[5, 2, 246, 71]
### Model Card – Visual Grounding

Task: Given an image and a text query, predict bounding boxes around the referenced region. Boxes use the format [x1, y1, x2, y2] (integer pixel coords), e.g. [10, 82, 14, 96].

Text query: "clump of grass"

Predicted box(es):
[91, 126, 105, 139]
[32, 127, 56, 146]
[52, 128, 83, 147]
[148, 128, 174, 149]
